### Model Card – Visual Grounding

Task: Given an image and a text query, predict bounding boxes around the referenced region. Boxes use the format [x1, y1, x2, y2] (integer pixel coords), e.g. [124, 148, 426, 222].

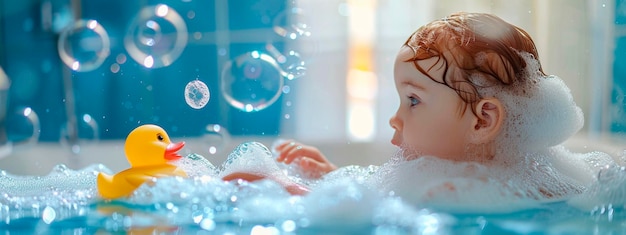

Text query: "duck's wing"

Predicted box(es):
[97, 172, 145, 200]
[97, 166, 187, 200]
[124, 168, 186, 185]
[97, 172, 129, 199]
[124, 173, 157, 187]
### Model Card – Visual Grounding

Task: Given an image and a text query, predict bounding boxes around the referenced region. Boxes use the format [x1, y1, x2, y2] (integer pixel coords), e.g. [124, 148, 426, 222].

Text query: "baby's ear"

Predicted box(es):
[469, 98, 504, 144]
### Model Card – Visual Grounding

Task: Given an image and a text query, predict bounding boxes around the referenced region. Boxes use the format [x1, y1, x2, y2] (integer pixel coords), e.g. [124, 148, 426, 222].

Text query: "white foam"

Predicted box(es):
[488, 80, 583, 155]
[568, 165, 626, 221]
[217, 142, 283, 179]
[173, 153, 217, 178]
[356, 145, 620, 213]
[0, 164, 105, 223]
[0, 140, 621, 229]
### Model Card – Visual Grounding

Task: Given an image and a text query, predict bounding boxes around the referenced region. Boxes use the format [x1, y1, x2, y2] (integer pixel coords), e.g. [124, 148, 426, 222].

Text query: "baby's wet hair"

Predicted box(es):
[403, 12, 546, 116]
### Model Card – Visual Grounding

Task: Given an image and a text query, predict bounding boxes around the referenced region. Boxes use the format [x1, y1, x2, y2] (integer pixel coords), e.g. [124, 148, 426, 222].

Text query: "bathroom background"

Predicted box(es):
[0, 0, 624, 174]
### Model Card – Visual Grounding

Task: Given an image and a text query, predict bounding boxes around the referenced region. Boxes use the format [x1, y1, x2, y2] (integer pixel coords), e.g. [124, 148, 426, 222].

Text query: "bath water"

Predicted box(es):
[0, 141, 624, 235]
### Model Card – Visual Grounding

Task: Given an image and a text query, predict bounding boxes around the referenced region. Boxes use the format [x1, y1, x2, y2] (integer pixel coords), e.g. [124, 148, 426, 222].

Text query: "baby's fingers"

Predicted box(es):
[298, 158, 330, 178]
[282, 145, 318, 164]
[274, 139, 295, 151]
[275, 140, 297, 160]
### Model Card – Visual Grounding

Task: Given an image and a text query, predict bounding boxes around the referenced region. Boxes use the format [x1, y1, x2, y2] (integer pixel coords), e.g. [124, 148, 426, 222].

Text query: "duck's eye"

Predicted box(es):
[157, 133, 164, 141]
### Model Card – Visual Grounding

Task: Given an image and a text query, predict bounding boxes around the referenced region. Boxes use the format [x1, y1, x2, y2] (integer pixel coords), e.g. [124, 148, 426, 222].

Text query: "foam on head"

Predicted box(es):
[474, 51, 585, 159]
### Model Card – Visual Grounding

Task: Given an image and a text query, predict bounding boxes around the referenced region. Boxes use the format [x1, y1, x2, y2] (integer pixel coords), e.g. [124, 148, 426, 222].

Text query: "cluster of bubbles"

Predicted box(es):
[472, 52, 585, 157]
[0, 143, 442, 233]
[56, 4, 310, 113]
[270, 7, 311, 82]
[58, 4, 186, 72]
[569, 164, 626, 222]
[265, 43, 307, 81]
[272, 7, 311, 41]
[198, 7, 310, 112]
[2, 140, 625, 233]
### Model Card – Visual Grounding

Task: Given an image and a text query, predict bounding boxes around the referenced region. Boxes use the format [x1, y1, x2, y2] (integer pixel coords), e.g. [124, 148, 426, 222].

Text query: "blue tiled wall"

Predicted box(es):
[612, 0, 626, 133]
[1, 0, 288, 141]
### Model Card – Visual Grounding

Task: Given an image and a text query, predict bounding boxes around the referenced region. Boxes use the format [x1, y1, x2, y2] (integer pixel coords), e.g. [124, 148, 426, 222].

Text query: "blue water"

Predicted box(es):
[0, 200, 622, 234]
[0, 143, 625, 235]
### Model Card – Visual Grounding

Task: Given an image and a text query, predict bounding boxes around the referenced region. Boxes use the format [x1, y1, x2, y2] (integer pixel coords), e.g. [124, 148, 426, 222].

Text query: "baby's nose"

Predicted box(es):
[389, 116, 402, 146]
[389, 115, 400, 130]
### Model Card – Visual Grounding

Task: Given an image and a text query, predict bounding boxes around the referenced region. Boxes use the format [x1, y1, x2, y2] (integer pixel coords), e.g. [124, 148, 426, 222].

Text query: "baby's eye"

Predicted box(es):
[408, 96, 420, 107]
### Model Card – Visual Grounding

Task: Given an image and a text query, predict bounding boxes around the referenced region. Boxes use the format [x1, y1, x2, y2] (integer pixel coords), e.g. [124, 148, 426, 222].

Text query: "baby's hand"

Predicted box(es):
[274, 140, 337, 178]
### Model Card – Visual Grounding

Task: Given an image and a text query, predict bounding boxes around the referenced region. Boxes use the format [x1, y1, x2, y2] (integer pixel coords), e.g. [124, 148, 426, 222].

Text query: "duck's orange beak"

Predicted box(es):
[164, 141, 185, 160]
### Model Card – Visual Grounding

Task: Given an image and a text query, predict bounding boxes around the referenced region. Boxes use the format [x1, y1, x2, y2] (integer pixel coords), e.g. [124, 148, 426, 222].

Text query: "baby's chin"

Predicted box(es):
[394, 145, 423, 161]
[395, 145, 469, 163]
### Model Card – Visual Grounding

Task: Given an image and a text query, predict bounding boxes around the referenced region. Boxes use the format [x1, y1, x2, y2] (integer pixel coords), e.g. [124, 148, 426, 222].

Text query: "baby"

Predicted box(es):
[279, 11, 576, 172]
[226, 12, 616, 208]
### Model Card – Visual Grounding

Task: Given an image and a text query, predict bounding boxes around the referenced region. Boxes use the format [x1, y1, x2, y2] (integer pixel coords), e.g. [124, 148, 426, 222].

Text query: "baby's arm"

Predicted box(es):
[274, 140, 337, 178]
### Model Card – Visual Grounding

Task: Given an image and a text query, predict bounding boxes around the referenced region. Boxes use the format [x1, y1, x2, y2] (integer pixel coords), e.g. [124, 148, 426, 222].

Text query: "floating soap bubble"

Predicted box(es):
[272, 7, 311, 40]
[57, 19, 110, 72]
[280, 50, 306, 80]
[59, 114, 99, 154]
[124, 4, 188, 68]
[221, 51, 284, 112]
[265, 43, 306, 80]
[201, 124, 230, 156]
[184, 79, 210, 109]
[5, 106, 40, 149]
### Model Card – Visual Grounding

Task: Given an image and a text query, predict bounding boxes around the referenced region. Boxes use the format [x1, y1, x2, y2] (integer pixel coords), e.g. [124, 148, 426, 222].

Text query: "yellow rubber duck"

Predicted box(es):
[97, 124, 187, 199]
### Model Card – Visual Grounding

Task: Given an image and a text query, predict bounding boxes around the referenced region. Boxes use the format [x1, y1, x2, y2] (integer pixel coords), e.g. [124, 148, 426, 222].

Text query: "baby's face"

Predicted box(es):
[389, 47, 475, 161]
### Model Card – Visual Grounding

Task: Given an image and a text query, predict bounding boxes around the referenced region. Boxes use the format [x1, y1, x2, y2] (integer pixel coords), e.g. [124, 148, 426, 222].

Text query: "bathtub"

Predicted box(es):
[0, 133, 624, 234]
